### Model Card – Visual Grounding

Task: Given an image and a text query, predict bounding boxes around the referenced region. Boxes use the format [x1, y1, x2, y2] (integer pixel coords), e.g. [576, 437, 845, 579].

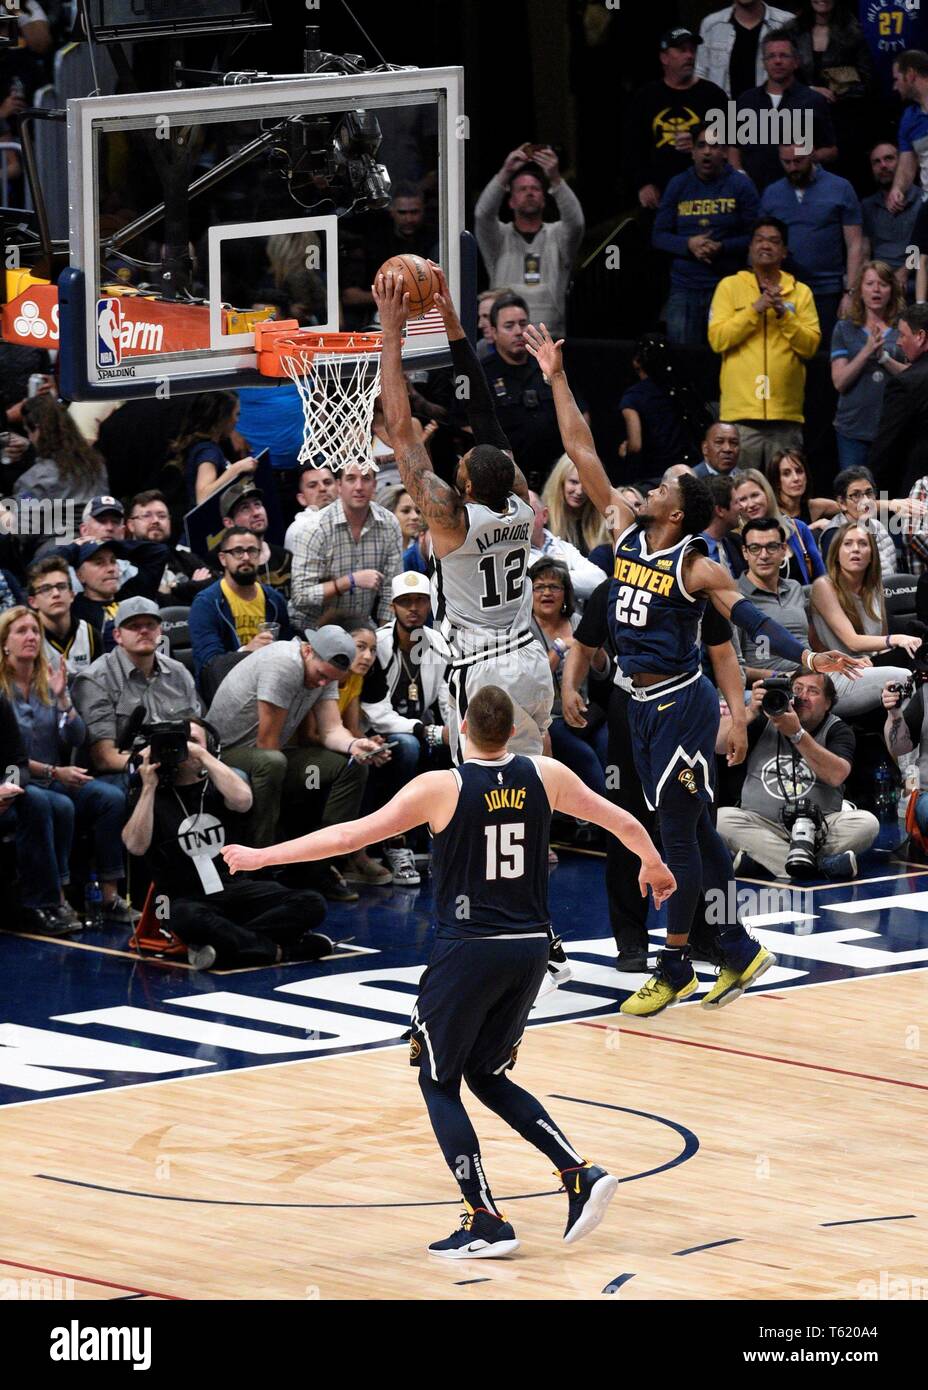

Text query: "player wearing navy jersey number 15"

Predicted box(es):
[525, 320, 865, 1018]
[372, 266, 553, 766]
[223, 685, 674, 1260]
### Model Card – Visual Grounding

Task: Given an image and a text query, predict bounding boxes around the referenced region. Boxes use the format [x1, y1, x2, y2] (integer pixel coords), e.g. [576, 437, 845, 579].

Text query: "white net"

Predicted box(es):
[280, 347, 383, 473]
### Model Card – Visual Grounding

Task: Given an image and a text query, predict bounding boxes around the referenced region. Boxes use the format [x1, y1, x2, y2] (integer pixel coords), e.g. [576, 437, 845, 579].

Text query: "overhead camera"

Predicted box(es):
[276, 108, 391, 215]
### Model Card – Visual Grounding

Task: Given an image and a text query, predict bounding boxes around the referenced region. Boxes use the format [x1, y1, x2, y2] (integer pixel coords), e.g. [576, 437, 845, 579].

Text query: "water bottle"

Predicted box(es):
[874, 762, 893, 820]
[84, 872, 104, 928]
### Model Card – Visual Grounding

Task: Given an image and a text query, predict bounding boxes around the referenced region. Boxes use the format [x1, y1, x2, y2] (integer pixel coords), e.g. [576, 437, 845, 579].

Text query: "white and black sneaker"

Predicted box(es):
[384, 846, 421, 886]
[562, 1163, 619, 1245]
[428, 1203, 519, 1259]
[187, 944, 217, 971]
[547, 931, 572, 987]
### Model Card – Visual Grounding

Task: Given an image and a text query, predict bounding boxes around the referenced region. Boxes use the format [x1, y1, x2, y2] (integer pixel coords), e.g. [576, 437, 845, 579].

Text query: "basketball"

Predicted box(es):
[377, 253, 441, 317]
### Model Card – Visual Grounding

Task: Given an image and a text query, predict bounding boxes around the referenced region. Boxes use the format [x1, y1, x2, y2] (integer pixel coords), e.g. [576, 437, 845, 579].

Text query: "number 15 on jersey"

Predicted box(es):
[485, 823, 525, 879]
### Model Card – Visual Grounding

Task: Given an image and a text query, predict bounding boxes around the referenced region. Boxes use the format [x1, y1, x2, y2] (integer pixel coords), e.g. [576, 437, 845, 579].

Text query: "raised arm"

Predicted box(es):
[372, 271, 466, 544]
[429, 266, 529, 504]
[524, 323, 633, 534]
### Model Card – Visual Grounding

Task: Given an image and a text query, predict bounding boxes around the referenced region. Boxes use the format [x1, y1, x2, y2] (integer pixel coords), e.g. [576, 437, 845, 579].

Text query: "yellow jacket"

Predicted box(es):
[707, 270, 821, 423]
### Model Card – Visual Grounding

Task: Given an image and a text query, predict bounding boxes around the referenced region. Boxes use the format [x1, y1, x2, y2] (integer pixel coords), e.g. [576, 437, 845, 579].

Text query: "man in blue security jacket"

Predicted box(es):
[652, 121, 759, 346]
[188, 524, 292, 684]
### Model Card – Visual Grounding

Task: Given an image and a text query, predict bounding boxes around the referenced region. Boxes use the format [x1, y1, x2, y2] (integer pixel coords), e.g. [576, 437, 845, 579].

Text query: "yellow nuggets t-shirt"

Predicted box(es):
[221, 579, 266, 647]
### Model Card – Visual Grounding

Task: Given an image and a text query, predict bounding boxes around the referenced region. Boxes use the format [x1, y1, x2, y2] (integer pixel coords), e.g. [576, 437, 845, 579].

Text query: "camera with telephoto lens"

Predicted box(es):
[760, 675, 794, 718]
[781, 798, 825, 880]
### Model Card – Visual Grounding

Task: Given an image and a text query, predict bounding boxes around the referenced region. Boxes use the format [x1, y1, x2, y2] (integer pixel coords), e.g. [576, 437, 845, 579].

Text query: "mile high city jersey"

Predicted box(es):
[433, 495, 533, 654]
[608, 521, 709, 687]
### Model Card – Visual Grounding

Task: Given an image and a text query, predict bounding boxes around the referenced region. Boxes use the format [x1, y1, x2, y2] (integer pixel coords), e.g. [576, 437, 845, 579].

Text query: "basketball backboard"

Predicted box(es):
[57, 66, 468, 401]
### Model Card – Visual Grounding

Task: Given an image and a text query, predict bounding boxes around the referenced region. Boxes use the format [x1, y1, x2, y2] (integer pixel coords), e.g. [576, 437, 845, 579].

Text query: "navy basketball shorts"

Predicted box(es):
[628, 674, 720, 812]
[409, 934, 549, 1085]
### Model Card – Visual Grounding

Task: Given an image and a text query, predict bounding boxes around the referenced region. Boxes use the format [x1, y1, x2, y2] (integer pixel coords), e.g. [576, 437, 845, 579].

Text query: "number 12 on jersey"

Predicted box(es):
[477, 548, 526, 610]
[614, 584, 652, 627]
[485, 822, 525, 879]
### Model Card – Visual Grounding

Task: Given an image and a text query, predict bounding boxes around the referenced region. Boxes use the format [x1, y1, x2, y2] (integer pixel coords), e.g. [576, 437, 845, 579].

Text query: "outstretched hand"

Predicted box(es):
[372, 271, 410, 335]
[523, 322, 564, 380]
[639, 858, 676, 909]
[812, 651, 868, 679]
[222, 844, 268, 875]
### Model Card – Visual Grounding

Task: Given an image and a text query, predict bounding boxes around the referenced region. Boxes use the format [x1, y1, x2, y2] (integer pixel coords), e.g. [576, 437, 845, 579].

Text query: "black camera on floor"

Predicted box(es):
[781, 798, 824, 880]
[761, 676, 794, 718]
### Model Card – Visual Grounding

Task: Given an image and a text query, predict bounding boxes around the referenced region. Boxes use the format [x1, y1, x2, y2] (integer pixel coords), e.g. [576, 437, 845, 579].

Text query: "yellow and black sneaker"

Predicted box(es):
[427, 1202, 520, 1259]
[702, 936, 775, 1009]
[620, 957, 698, 1017]
[561, 1163, 619, 1244]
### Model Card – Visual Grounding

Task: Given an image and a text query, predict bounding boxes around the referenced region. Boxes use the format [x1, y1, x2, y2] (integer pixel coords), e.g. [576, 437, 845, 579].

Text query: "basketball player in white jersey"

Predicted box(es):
[373, 269, 554, 764]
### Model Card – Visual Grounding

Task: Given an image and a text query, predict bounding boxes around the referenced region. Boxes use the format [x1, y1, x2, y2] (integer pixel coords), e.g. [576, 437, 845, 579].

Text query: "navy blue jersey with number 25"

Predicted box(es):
[431, 754, 551, 938]
[607, 521, 709, 678]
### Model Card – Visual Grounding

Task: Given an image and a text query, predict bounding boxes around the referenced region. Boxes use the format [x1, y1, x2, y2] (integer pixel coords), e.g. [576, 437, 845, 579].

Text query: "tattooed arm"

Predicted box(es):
[883, 681, 916, 761]
[429, 264, 530, 504]
[372, 270, 467, 549]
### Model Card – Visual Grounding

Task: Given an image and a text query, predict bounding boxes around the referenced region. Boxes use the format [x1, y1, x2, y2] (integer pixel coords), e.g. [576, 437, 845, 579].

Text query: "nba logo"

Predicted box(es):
[96, 298, 122, 368]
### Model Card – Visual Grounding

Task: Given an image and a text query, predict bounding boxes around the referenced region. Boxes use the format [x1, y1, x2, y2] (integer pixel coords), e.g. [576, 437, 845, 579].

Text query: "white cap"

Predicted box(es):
[390, 571, 431, 599]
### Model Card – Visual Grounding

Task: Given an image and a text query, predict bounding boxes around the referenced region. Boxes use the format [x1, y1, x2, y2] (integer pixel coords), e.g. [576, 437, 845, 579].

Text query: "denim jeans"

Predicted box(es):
[549, 716, 609, 798]
[0, 784, 72, 908]
[665, 286, 716, 348]
[362, 733, 451, 849]
[835, 434, 872, 471]
[50, 777, 127, 881]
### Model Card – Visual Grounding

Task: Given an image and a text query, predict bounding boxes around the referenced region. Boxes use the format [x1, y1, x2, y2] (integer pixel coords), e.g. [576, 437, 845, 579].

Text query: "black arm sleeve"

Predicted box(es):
[448, 336, 511, 452]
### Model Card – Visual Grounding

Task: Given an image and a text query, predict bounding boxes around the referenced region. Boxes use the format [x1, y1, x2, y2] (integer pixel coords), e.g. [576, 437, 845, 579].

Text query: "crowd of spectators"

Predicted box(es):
[4, 2, 928, 970]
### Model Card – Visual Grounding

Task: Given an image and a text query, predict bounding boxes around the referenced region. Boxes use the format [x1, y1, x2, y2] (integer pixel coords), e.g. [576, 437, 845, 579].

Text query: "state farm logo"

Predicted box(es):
[12, 299, 59, 342]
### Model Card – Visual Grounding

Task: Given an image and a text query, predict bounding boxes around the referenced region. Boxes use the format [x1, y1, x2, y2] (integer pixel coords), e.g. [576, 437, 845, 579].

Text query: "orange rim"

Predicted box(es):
[254, 320, 383, 378]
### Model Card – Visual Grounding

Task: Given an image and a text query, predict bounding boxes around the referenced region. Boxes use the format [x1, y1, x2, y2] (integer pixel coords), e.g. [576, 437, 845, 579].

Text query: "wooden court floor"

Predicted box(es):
[0, 972, 925, 1301]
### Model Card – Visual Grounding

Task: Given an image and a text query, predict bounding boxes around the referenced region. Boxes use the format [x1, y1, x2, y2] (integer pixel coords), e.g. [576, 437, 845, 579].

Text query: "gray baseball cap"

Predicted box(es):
[114, 596, 162, 628]
[303, 625, 356, 671]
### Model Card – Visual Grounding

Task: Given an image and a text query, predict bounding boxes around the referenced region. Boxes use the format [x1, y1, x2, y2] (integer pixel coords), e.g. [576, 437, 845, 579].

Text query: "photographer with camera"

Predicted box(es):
[717, 669, 878, 880]
[122, 717, 330, 971]
[73, 598, 200, 777]
[881, 675, 928, 844]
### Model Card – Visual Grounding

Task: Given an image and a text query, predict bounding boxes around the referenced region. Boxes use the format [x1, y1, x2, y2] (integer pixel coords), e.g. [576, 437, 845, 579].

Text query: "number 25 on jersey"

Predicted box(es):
[614, 584, 652, 627]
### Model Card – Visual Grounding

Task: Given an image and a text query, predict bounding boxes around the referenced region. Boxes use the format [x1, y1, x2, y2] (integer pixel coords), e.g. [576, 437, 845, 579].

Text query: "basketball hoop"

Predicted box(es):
[255, 321, 384, 472]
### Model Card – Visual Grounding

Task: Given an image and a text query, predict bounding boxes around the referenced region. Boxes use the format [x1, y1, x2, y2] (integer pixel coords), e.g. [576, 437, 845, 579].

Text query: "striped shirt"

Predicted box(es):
[289, 497, 403, 628]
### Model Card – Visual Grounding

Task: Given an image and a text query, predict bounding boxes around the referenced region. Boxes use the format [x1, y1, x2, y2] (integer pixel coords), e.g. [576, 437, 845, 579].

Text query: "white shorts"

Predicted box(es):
[446, 642, 554, 764]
